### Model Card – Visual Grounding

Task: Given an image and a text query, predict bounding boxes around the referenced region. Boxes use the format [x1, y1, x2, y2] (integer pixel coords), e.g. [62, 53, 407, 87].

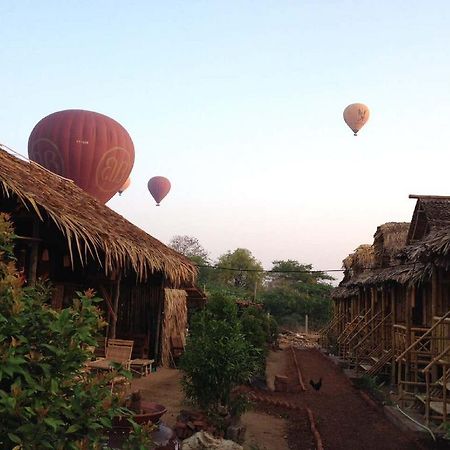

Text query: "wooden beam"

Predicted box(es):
[432, 266, 438, 319]
[27, 220, 40, 286]
[109, 274, 122, 339]
[409, 194, 450, 200]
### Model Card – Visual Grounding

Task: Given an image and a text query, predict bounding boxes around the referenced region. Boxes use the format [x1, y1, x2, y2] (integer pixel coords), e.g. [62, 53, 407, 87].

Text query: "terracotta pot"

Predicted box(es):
[112, 401, 167, 430]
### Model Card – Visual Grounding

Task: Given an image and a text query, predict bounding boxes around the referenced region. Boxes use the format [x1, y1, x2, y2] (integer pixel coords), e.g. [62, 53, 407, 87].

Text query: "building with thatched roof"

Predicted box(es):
[0, 147, 197, 363]
[322, 195, 450, 426]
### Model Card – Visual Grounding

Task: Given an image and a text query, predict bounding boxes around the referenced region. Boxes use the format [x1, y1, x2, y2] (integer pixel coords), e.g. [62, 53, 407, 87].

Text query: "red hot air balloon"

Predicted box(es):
[28, 109, 135, 203]
[148, 176, 171, 206]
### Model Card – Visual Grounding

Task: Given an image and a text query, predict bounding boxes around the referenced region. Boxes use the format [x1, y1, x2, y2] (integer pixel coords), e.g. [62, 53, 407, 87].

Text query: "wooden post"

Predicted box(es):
[109, 273, 122, 339]
[431, 266, 438, 320]
[391, 287, 397, 386]
[371, 287, 376, 319]
[28, 220, 40, 286]
[381, 288, 386, 350]
[154, 289, 164, 362]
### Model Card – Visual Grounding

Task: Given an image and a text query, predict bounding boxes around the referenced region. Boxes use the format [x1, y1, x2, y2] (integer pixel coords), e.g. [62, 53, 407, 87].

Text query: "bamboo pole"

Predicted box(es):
[432, 265, 438, 319]
[110, 273, 122, 339]
[391, 287, 397, 386]
[28, 219, 40, 286]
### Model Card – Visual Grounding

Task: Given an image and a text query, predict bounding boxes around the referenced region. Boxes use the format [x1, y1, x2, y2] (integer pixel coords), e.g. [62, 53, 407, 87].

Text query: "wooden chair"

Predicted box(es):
[86, 339, 133, 371]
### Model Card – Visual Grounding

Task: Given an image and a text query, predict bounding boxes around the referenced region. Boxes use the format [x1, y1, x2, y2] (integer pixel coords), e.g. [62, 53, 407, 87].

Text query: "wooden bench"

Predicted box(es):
[130, 358, 155, 376]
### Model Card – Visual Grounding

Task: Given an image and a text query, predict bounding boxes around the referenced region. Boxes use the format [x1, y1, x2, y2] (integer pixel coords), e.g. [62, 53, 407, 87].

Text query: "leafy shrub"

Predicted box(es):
[180, 293, 259, 414]
[0, 214, 150, 449]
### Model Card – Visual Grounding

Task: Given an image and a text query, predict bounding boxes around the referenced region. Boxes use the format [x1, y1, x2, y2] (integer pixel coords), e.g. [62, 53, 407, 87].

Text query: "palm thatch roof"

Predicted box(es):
[404, 227, 450, 268]
[342, 244, 375, 274]
[331, 285, 359, 299]
[407, 195, 450, 243]
[0, 148, 196, 286]
[335, 223, 419, 298]
[373, 222, 409, 267]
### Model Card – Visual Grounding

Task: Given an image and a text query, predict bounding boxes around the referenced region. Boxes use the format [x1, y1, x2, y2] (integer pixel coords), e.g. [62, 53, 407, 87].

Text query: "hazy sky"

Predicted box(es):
[2, 1, 450, 280]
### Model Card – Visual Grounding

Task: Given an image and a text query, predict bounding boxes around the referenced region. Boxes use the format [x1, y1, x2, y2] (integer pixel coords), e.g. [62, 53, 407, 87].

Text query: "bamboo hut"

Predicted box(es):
[323, 195, 450, 426]
[0, 148, 197, 363]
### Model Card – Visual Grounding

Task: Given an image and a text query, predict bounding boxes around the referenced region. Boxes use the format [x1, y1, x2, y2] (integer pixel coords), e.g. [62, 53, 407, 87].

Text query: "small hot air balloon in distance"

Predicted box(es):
[148, 176, 171, 206]
[28, 109, 135, 203]
[343, 103, 370, 136]
[118, 177, 131, 196]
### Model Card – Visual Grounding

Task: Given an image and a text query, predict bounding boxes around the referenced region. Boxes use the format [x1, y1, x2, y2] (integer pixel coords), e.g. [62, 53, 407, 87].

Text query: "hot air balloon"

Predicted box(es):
[28, 109, 135, 203]
[343, 103, 370, 136]
[148, 176, 171, 206]
[118, 177, 131, 196]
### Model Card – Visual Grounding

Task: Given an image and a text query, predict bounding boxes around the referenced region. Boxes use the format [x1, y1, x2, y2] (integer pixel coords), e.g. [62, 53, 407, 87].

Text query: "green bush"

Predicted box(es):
[180, 293, 259, 414]
[0, 214, 150, 449]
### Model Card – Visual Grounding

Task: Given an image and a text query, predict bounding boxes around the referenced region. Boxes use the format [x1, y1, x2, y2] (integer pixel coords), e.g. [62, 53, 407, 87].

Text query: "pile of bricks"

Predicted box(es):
[173, 410, 216, 440]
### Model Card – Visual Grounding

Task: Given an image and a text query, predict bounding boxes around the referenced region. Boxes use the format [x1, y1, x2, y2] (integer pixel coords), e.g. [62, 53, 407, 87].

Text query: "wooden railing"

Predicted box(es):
[395, 310, 450, 362]
[395, 313, 450, 411]
[354, 313, 392, 372]
[318, 313, 345, 348]
[393, 325, 429, 361]
[423, 346, 450, 424]
[346, 311, 382, 347]
[431, 316, 450, 362]
[337, 311, 371, 360]
[354, 312, 391, 352]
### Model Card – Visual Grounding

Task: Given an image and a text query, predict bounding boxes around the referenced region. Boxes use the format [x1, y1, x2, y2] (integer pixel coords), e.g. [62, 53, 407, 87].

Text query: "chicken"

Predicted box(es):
[309, 378, 322, 391]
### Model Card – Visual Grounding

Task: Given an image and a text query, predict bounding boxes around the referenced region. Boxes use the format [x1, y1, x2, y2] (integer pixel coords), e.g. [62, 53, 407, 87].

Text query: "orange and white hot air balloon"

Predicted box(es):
[343, 103, 370, 136]
[118, 177, 131, 195]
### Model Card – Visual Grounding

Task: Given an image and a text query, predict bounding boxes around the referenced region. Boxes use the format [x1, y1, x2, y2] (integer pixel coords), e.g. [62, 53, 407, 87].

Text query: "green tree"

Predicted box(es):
[261, 260, 333, 329]
[180, 293, 258, 414]
[168, 235, 211, 288]
[213, 248, 264, 298]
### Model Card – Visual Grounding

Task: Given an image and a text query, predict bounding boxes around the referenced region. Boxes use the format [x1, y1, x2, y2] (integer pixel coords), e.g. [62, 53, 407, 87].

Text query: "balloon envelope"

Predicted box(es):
[28, 109, 135, 203]
[343, 103, 370, 135]
[147, 176, 171, 206]
[118, 177, 131, 195]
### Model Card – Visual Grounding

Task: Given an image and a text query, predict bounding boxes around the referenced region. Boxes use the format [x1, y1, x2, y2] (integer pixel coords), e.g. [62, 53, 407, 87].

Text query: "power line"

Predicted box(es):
[194, 260, 420, 274]
[194, 264, 343, 273]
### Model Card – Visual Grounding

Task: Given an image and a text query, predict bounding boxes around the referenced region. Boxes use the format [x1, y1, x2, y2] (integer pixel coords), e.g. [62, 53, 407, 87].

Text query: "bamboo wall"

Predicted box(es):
[160, 288, 187, 367]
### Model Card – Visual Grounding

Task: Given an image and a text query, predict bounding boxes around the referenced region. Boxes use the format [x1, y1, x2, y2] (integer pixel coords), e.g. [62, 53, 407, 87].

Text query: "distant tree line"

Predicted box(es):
[168, 235, 333, 329]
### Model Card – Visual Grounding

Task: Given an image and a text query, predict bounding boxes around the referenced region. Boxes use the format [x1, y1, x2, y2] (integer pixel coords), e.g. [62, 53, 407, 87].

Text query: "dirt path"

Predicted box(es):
[131, 365, 290, 450]
[129, 348, 424, 450]
[292, 348, 422, 450]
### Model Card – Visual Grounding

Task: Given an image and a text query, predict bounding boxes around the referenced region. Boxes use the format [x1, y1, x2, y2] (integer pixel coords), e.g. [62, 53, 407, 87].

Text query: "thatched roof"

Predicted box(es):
[405, 227, 450, 267]
[0, 148, 196, 286]
[373, 222, 409, 267]
[331, 285, 359, 299]
[335, 223, 418, 298]
[408, 195, 450, 243]
[342, 244, 375, 274]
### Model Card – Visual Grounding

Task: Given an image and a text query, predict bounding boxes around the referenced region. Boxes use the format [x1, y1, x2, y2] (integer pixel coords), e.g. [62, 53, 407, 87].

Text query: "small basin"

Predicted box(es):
[113, 401, 167, 429]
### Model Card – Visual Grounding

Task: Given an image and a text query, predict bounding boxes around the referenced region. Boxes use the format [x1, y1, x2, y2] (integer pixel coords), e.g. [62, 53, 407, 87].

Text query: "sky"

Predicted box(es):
[1, 1, 450, 282]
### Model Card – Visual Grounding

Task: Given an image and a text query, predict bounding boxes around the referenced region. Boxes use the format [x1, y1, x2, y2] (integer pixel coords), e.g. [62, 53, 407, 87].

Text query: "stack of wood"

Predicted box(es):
[174, 410, 216, 440]
[278, 330, 317, 349]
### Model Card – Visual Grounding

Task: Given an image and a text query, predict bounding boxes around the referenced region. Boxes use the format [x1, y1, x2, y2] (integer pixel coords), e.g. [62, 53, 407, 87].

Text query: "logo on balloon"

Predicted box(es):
[95, 147, 133, 193]
[29, 138, 64, 175]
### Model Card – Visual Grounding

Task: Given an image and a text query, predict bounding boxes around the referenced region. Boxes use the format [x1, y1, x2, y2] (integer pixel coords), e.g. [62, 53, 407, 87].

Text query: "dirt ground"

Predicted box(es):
[289, 348, 424, 450]
[129, 346, 428, 450]
[131, 356, 290, 450]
